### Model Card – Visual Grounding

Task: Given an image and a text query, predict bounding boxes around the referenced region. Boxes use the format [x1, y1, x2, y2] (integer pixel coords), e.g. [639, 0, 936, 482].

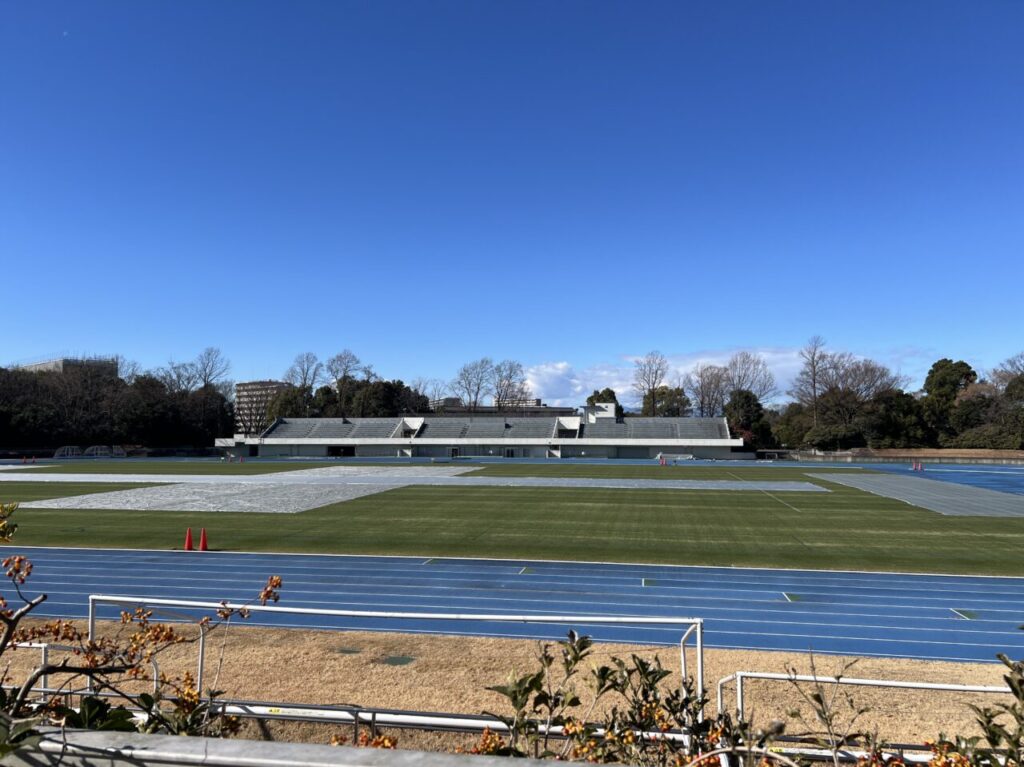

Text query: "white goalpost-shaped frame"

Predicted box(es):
[717, 670, 1010, 720]
[88, 594, 705, 703]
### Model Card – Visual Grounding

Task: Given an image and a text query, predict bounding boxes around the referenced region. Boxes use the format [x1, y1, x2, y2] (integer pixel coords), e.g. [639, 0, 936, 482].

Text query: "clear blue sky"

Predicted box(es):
[2, 1, 1022, 404]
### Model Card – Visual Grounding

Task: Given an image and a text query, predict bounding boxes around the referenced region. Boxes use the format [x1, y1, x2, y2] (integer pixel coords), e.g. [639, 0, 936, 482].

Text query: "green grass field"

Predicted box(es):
[468, 463, 870, 481]
[3, 465, 1023, 576]
[0, 481, 157, 503]
[25, 461, 330, 475]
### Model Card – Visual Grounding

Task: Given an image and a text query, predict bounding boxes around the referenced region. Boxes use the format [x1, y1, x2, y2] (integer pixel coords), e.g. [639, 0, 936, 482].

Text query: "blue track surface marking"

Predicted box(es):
[5, 547, 1023, 664]
[874, 463, 1024, 496]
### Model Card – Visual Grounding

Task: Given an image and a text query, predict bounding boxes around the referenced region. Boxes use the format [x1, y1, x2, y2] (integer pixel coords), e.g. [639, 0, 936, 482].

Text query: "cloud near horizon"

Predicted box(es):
[526, 345, 936, 409]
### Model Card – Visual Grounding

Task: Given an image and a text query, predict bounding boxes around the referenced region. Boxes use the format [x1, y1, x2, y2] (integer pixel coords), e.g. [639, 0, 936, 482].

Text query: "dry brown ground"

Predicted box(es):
[7, 619, 1014, 752]
[851, 448, 1024, 462]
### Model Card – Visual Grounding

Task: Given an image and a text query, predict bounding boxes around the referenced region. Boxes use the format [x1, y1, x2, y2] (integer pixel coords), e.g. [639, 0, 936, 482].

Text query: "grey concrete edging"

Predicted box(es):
[2, 729, 541, 767]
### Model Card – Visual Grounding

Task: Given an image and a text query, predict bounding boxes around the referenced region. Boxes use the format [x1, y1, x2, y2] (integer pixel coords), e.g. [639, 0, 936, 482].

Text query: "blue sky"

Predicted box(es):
[2, 1, 1022, 405]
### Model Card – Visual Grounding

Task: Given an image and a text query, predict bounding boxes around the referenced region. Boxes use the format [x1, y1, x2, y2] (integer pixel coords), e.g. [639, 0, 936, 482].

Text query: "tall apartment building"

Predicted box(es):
[234, 380, 290, 435]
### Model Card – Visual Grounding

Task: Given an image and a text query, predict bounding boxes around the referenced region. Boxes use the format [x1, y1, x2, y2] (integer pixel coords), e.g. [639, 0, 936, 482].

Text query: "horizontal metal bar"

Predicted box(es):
[735, 671, 1008, 695]
[90, 595, 702, 625]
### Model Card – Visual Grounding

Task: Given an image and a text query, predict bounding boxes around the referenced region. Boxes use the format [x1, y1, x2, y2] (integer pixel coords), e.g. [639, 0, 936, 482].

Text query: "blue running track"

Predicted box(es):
[875, 463, 1024, 496]
[5, 547, 1023, 664]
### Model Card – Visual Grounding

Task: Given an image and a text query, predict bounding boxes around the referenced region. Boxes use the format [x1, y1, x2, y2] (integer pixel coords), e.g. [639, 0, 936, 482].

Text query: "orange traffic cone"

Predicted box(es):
[199, 528, 208, 552]
[184, 527, 194, 551]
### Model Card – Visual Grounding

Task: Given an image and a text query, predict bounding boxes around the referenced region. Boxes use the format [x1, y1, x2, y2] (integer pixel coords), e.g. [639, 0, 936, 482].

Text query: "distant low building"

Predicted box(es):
[234, 380, 290, 435]
[18, 357, 118, 377]
[428, 396, 577, 417]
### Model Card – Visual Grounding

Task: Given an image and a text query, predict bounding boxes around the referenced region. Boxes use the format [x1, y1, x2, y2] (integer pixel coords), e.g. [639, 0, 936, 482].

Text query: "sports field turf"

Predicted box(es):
[0, 481, 157, 503]
[4, 468, 1024, 576]
[469, 463, 866, 481]
[26, 461, 329, 475]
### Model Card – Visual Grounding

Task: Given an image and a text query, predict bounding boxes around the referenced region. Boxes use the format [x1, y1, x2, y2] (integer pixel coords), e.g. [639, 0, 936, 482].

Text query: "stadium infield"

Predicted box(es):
[20, 460, 333, 475]
[3, 462, 1024, 575]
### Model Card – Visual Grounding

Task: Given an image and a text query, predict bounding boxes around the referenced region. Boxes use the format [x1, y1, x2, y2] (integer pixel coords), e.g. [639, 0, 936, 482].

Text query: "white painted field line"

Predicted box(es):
[950, 608, 974, 620]
[726, 470, 807, 514]
[782, 592, 793, 602]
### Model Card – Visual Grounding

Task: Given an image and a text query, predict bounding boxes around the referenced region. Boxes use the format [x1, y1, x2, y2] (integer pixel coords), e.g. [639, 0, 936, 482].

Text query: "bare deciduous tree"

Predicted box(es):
[789, 336, 829, 426]
[194, 347, 231, 389]
[283, 352, 324, 390]
[492, 359, 531, 411]
[821, 355, 907, 402]
[451, 358, 495, 411]
[725, 351, 777, 401]
[114, 355, 141, 385]
[632, 351, 670, 416]
[326, 349, 362, 409]
[991, 352, 1024, 390]
[426, 378, 450, 403]
[154, 360, 199, 394]
[683, 363, 729, 417]
[326, 350, 362, 388]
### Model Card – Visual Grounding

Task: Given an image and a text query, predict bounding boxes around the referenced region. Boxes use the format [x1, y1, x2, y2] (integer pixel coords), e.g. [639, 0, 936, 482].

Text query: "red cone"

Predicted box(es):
[184, 527, 194, 551]
[199, 528, 208, 552]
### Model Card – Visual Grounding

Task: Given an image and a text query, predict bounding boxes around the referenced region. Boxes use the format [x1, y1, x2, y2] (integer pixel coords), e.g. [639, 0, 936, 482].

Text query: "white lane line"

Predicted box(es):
[40, 605, 1021, 654]
[24, 555, 1024, 596]
[25, 563, 1024, 608]
[8, 543, 1024, 581]
[951, 608, 975, 620]
[48, 585, 1024, 636]
[783, 592, 793, 602]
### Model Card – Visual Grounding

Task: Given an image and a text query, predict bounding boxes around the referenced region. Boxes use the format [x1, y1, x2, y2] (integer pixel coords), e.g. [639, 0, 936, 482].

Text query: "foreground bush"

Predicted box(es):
[476, 631, 1024, 766]
[0, 502, 282, 753]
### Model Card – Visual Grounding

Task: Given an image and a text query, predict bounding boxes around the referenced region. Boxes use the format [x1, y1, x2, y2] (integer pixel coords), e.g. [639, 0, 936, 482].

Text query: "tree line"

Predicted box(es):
[776, 339, 1024, 451]
[2, 343, 1022, 451]
[260, 352, 534, 427]
[0, 348, 234, 450]
[617, 343, 1024, 451]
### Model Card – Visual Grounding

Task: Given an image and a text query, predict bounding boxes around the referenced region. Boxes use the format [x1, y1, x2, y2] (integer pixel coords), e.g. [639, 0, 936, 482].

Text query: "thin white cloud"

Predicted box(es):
[527, 343, 946, 411]
[525, 361, 633, 408]
[529, 343, 954, 410]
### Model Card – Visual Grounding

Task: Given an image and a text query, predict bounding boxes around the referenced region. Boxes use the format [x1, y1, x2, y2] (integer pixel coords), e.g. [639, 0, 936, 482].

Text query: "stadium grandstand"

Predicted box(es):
[216, 402, 745, 459]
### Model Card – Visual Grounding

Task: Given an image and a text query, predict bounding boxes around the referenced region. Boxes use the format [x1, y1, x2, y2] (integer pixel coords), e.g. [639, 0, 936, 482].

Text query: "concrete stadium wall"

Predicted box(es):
[250, 443, 748, 460]
[257, 444, 329, 458]
[1, 729, 544, 767]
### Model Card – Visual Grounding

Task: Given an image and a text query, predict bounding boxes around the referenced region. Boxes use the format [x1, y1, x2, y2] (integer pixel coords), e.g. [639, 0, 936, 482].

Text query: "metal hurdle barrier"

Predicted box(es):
[717, 670, 1010, 719]
[88, 595, 704, 703]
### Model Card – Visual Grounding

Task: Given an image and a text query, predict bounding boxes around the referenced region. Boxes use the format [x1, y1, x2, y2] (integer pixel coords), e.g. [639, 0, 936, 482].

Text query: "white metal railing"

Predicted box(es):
[717, 671, 1011, 719]
[13, 641, 161, 696]
[88, 595, 704, 700]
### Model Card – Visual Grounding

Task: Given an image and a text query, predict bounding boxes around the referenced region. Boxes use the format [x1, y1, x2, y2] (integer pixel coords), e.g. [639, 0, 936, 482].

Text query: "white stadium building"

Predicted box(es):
[217, 403, 745, 460]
